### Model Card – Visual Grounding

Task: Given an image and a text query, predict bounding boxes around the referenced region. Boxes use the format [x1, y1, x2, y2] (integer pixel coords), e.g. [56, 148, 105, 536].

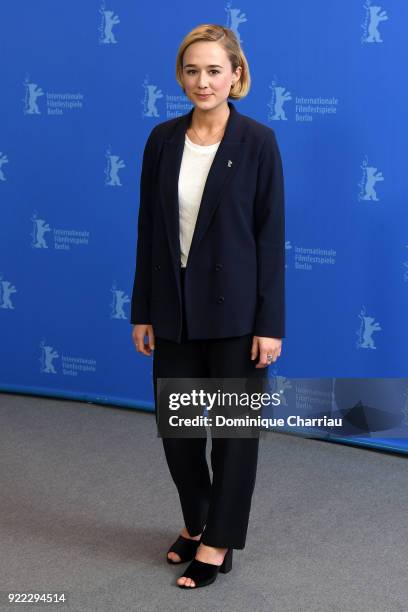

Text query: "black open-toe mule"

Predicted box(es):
[167, 534, 201, 564]
[177, 548, 233, 588]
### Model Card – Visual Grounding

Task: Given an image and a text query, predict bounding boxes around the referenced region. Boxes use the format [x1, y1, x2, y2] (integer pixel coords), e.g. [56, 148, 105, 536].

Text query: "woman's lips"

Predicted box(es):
[196, 94, 212, 98]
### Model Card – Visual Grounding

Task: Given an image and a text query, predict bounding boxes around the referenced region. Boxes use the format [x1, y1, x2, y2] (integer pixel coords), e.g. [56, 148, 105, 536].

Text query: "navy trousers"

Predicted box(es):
[152, 267, 267, 549]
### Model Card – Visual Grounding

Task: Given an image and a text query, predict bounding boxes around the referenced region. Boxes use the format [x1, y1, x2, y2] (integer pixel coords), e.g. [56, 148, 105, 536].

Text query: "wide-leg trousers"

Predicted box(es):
[152, 267, 267, 550]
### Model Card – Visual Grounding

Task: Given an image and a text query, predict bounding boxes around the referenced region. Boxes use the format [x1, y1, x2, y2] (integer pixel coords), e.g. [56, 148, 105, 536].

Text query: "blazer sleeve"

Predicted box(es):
[253, 128, 286, 338]
[129, 127, 159, 325]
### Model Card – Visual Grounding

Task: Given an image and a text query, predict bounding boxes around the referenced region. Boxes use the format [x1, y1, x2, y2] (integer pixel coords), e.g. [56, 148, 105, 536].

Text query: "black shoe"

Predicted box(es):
[177, 548, 233, 588]
[167, 534, 201, 564]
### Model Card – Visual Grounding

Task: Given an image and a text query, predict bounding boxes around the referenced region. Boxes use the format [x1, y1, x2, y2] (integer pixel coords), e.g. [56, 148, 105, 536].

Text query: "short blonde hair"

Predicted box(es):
[175, 24, 251, 100]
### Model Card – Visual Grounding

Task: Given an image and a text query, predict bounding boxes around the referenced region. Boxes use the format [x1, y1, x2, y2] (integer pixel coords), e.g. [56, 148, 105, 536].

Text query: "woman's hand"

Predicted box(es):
[251, 336, 282, 368]
[132, 324, 155, 356]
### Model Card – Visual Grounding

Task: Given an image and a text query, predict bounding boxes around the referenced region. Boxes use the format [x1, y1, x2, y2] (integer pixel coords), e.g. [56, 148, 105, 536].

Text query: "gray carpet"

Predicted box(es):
[0, 392, 407, 612]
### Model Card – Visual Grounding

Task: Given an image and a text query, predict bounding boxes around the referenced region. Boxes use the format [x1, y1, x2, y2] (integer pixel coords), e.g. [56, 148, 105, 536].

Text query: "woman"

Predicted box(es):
[130, 24, 285, 589]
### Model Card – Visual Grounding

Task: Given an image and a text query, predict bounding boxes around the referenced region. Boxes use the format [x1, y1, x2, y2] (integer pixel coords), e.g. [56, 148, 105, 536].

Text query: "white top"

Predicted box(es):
[178, 133, 221, 268]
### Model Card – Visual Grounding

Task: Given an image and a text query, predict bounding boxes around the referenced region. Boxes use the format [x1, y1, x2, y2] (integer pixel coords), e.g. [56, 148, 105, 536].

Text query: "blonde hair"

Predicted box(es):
[175, 24, 251, 100]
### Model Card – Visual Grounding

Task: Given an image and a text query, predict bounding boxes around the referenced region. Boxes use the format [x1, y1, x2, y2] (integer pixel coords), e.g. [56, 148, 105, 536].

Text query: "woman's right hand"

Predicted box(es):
[132, 324, 155, 356]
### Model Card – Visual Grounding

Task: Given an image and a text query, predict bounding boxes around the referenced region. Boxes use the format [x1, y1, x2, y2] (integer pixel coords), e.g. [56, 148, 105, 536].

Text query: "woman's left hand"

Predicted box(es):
[251, 336, 282, 368]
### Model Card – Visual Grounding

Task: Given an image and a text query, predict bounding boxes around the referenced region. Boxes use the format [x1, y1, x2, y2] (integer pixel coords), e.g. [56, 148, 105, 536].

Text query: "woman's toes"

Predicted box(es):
[168, 552, 181, 562]
[177, 576, 196, 587]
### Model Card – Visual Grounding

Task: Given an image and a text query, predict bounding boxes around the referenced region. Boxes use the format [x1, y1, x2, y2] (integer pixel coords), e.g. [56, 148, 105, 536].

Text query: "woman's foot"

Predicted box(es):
[176, 543, 228, 587]
[167, 527, 202, 563]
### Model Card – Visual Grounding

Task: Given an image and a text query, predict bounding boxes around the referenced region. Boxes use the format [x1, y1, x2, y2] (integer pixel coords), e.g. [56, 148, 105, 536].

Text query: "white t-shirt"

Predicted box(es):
[178, 133, 221, 268]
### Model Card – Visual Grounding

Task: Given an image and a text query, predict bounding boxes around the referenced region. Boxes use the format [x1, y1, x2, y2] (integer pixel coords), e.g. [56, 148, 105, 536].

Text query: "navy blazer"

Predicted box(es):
[130, 100, 285, 343]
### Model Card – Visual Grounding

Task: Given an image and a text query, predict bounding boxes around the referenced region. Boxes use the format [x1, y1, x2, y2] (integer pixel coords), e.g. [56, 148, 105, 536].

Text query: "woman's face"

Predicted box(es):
[180, 41, 241, 110]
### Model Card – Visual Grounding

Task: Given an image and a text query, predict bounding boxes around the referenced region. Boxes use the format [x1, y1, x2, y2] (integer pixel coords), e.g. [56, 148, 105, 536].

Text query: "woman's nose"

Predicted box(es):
[198, 74, 208, 87]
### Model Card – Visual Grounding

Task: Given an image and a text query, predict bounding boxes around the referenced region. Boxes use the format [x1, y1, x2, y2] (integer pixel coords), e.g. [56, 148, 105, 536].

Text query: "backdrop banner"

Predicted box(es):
[1, 1, 407, 453]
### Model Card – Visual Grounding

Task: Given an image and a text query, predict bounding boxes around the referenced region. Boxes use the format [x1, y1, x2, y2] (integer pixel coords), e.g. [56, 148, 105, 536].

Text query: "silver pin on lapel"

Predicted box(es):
[227, 160, 233, 167]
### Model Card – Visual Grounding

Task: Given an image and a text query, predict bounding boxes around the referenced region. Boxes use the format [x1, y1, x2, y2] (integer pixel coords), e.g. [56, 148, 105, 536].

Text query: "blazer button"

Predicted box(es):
[217, 296, 225, 304]
[215, 263, 223, 271]
[154, 264, 161, 271]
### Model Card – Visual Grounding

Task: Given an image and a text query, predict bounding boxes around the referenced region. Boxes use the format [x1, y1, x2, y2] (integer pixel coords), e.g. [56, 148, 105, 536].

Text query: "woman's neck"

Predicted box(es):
[189, 102, 230, 135]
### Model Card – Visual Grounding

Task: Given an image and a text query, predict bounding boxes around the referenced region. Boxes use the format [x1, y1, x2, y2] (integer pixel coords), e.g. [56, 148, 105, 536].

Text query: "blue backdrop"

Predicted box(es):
[1, 1, 407, 453]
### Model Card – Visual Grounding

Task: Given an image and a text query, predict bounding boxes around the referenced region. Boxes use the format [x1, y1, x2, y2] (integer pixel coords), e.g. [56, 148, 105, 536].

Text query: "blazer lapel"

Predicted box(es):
[159, 101, 246, 281]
